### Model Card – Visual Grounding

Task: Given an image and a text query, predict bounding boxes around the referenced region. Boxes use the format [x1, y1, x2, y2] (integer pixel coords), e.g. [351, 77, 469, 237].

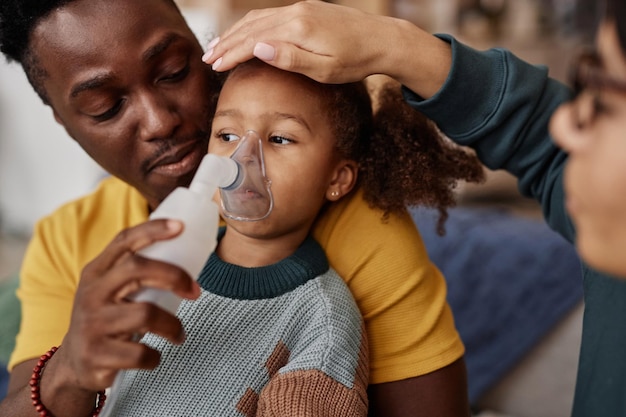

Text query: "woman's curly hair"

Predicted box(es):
[225, 61, 485, 234]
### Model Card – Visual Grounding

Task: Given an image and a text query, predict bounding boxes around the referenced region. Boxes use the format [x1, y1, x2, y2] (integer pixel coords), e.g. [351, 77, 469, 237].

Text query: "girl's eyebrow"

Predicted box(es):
[273, 112, 311, 132]
[213, 109, 312, 132]
[213, 109, 240, 118]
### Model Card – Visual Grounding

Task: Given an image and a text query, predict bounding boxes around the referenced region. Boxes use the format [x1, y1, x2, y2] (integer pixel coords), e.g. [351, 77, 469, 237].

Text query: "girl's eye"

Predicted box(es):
[218, 133, 241, 142]
[92, 99, 124, 122]
[269, 135, 293, 145]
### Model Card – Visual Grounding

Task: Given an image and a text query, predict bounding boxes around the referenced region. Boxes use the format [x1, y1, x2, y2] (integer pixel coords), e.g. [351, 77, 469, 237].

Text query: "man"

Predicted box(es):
[0, 1, 469, 416]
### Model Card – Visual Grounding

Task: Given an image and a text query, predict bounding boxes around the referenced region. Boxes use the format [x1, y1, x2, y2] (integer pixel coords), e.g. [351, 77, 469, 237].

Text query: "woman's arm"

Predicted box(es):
[405, 35, 574, 241]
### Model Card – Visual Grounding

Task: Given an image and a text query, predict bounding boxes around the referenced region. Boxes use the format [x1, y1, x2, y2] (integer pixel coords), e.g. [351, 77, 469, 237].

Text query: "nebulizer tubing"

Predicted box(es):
[100, 133, 272, 416]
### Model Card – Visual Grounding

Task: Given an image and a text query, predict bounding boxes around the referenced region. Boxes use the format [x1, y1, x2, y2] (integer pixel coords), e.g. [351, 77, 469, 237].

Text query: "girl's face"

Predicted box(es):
[208, 63, 356, 244]
[551, 20, 626, 277]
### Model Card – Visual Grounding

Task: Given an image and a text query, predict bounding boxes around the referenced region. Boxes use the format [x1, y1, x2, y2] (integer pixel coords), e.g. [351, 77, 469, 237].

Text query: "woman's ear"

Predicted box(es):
[326, 160, 358, 201]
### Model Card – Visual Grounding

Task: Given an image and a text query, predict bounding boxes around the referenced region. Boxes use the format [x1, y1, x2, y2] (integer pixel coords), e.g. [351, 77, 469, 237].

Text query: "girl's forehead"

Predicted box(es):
[223, 65, 325, 108]
[217, 65, 328, 124]
[227, 59, 321, 91]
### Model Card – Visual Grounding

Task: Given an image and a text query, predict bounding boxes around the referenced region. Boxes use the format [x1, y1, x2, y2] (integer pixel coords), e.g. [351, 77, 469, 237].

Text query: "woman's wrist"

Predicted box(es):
[380, 17, 452, 99]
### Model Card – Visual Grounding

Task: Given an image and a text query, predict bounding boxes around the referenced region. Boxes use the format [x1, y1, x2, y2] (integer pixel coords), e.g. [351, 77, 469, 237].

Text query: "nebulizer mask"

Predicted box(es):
[100, 131, 272, 416]
[219, 130, 273, 221]
[134, 129, 273, 302]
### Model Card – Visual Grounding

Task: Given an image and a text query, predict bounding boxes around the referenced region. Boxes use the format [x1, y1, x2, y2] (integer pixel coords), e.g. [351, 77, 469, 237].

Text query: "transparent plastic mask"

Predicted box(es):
[220, 130, 273, 221]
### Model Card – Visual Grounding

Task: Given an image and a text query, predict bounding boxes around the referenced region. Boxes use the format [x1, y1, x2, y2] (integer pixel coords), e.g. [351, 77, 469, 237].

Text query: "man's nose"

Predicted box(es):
[137, 92, 182, 141]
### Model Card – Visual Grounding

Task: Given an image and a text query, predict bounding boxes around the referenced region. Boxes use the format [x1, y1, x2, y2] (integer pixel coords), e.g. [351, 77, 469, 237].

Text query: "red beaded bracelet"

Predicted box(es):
[29, 346, 107, 417]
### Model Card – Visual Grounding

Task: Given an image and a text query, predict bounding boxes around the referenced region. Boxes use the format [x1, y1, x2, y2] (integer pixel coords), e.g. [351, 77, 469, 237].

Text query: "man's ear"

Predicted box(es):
[52, 109, 65, 127]
[52, 110, 78, 142]
[326, 160, 358, 201]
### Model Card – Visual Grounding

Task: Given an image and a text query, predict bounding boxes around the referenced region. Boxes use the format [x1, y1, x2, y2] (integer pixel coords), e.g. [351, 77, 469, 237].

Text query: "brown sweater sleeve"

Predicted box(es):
[255, 329, 369, 417]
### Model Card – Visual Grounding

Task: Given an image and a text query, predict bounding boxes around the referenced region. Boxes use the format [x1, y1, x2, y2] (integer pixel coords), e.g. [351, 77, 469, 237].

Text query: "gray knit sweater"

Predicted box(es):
[107, 233, 369, 416]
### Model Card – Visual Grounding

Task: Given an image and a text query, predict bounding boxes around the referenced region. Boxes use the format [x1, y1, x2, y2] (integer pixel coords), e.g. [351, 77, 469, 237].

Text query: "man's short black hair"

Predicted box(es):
[0, 0, 182, 104]
[0, 0, 75, 103]
[0, 0, 75, 63]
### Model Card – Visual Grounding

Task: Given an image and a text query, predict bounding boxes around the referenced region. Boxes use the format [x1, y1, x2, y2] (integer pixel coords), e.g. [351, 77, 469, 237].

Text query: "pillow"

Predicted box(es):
[0, 274, 20, 365]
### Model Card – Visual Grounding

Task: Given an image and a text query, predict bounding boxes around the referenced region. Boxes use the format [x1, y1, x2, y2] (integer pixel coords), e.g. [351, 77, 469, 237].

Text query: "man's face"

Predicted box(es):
[30, 0, 217, 209]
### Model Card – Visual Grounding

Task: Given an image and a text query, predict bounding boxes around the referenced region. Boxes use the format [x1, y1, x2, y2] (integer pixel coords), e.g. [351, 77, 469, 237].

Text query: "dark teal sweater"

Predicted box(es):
[406, 34, 626, 417]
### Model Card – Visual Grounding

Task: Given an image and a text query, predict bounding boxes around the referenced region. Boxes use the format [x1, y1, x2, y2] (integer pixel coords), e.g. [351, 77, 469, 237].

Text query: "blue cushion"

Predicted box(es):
[411, 206, 583, 403]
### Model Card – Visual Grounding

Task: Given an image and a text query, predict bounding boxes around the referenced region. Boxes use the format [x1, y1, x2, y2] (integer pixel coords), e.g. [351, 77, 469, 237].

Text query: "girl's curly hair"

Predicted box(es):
[360, 79, 485, 234]
[225, 61, 485, 235]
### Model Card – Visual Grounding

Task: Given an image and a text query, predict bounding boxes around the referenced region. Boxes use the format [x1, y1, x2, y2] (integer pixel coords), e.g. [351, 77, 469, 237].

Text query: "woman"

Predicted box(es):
[550, 4, 626, 278]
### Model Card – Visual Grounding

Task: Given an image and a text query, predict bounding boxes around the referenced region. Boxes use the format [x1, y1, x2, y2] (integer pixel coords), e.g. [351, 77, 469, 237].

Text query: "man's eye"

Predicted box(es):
[219, 133, 240, 142]
[92, 100, 124, 122]
[161, 64, 190, 82]
[269, 135, 293, 145]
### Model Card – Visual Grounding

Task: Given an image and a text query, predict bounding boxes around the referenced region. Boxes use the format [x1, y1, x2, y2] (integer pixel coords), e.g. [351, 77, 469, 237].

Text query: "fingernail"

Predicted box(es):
[212, 57, 223, 71]
[254, 42, 275, 61]
[166, 219, 183, 232]
[202, 48, 213, 62]
[208, 36, 220, 49]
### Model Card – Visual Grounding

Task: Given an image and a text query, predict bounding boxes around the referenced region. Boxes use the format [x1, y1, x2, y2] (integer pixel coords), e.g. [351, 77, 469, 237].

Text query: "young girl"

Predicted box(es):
[85, 59, 483, 416]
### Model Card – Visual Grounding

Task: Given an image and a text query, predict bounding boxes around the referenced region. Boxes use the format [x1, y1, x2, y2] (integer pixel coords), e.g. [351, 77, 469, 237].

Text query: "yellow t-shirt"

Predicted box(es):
[9, 176, 463, 384]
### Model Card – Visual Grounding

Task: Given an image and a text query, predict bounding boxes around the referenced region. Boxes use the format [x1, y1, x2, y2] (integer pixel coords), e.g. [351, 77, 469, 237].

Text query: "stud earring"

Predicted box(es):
[331, 191, 339, 197]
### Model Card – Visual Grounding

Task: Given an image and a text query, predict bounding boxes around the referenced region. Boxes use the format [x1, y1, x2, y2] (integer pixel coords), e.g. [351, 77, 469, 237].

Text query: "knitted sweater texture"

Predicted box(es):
[107, 233, 368, 416]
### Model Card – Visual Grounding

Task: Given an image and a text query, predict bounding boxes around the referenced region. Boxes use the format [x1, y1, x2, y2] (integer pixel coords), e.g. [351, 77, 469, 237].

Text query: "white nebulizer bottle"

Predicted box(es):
[130, 131, 273, 313]
[101, 133, 273, 417]
[129, 153, 241, 315]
